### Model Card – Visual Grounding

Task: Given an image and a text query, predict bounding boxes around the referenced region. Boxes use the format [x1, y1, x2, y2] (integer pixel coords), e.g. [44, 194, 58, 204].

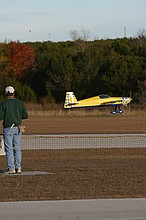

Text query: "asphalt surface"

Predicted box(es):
[0, 198, 145, 220]
[0, 171, 54, 176]
[21, 134, 146, 150]
[1, 134, 146, 154]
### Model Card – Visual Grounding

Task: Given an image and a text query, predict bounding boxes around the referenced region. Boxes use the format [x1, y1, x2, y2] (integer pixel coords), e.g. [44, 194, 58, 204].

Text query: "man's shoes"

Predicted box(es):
[3, 168, 22, 174]
[4, 169, 16, 174]
[16, 168, 21, 174]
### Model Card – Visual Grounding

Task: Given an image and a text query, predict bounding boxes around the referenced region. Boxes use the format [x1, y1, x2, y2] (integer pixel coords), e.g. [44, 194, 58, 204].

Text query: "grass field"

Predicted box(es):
[0, 148, 145, 202]
[0, 114, 145, 202]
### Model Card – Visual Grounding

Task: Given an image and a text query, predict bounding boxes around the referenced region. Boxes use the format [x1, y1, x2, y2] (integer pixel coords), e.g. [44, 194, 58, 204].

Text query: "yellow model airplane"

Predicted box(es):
[64, 92, 132, 114]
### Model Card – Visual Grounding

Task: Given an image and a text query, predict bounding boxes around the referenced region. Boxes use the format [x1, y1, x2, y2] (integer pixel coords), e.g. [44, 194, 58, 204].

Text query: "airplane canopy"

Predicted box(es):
[99, 94, 110, 99]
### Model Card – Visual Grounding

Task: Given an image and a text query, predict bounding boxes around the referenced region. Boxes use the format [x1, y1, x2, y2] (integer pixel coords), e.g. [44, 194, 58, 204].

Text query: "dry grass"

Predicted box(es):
[25, 102, 146, 117]
[0, 148, 145, 202]
[0, 104, 145, 202]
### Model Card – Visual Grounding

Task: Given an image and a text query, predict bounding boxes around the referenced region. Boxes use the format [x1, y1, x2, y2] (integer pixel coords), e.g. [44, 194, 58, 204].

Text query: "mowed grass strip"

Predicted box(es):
[0, 148, 145, 202]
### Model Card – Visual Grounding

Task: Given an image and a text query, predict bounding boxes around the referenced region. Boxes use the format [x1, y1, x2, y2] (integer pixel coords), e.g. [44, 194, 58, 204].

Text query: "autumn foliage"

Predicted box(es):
[0, 37, 146, 105]
[4, 42, 35, 79]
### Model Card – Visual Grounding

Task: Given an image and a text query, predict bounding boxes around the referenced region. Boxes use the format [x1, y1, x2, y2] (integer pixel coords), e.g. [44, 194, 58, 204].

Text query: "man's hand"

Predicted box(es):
[19, 126, 26, 133]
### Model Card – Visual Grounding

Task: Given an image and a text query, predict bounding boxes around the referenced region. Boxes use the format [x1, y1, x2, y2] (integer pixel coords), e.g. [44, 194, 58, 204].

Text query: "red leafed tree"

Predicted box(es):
[4, 41, 35, 80]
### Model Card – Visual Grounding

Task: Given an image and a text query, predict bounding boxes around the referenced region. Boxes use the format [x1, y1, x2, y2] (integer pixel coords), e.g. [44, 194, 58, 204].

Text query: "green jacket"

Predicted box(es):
[0, 98, 28, 128]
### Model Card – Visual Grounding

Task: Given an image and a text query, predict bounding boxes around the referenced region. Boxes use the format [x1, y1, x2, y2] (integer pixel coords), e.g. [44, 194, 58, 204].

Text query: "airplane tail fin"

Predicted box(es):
[64, 92, 78, 108]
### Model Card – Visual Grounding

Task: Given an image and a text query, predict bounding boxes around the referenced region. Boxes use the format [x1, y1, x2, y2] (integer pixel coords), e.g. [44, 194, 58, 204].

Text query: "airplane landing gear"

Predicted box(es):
[111, 106, 124, 114]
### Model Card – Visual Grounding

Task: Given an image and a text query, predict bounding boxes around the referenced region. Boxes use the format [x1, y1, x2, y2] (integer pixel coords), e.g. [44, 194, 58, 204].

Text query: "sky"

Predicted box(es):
[0, 0, 146, 42]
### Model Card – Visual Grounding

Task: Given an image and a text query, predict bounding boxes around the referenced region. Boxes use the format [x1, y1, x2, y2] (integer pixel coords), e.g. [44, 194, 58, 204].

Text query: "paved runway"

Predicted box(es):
[21, 133, 146, 150]
[1, 134, 146, 154]
[0, 198, 145, 220]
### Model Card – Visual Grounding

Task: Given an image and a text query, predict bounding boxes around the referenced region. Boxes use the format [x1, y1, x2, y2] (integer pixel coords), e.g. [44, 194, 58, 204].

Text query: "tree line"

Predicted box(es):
[0, 36, 146, 106]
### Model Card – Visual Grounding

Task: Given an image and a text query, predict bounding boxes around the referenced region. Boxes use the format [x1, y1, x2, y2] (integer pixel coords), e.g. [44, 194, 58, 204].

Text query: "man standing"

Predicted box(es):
[0, 86, 28, 174]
